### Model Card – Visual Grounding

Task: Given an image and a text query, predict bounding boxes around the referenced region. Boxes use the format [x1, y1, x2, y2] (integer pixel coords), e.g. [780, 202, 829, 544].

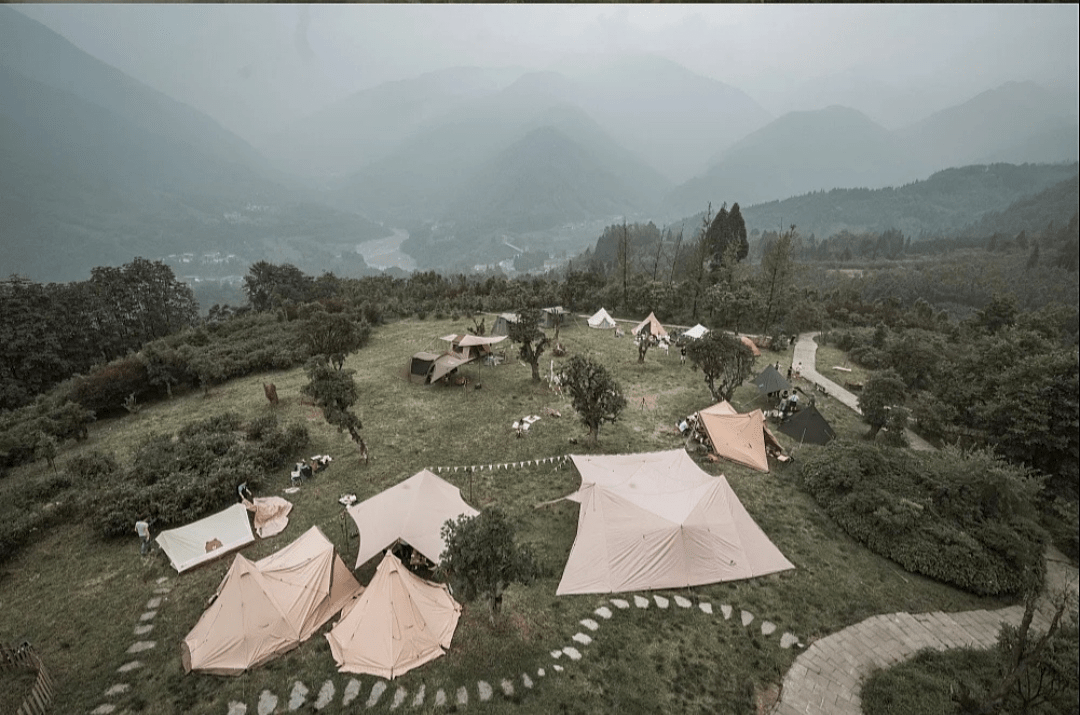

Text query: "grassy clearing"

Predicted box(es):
[861, 648, 1000, 715]
[0, 318, 1008, 714]
[814, 343, 873, 390]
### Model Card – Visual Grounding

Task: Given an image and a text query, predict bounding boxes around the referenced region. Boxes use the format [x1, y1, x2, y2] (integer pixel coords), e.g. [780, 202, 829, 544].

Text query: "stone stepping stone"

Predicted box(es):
[654, 595, 669, 609]
[435, 689, 446, 707]
[153, 587, 171, 595]
[389, 687, 406, 709]
[699, 603, 713, 615]
[227, 703, 247, 715]
[553, 664, 564, 672]
[761, 621, 777, 636]
[550, 649, 562, 659]
[741, 610, 754, 627]
[501, 679, 515, 697]
[146, 596, 162, 609]
[366, 682, 387, 708]
[91, 705, 116, 715]
[105, 684, 130, 697]
[580, 618, 599, 631]
[595, 606, 613, 619]
[127, 640, 156, 654]
[342, 680, 361, 707]
[139, 610, 157, 622]
[315, 680, 335, 710]
[156, 576, 169, 584]
[633, 595, 650, 609]
[720, 604, 733, 620]
[522, 674, 534, 689]
[456, 686, 468, 706]
[780, 632, 799, 649]
[562, 646, 582, 661]
[288, 681, 308, 711]
[572, 632, 592, 646]
[477, 681, 492, 702]
[611, 598, 630, 609]
[674, 595, 692, 608]
[134, 624, 154, 636]
[258, 690, 278, 715]
[117, 660, 143, 673]
[411, 684, 425, 707]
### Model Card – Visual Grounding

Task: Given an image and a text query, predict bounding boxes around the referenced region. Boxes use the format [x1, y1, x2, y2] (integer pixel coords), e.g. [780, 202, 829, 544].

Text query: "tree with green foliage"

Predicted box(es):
[243, 261, 314, 312]
[437, 508, 539, 624]
[858, 369, 908, 440]
[758, 225, 798, 333]
[508, 309, 550, 383]
[300, 359, 362, 433]
[558, 355, 627, 444]
[705, 202, 749, 272]
[297, 309, 370, 366]
[685, 330, 755, 403]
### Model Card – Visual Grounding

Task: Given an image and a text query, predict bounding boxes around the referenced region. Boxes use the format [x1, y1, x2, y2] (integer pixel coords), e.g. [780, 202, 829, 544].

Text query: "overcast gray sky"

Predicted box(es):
[16, 3, 1080, 145]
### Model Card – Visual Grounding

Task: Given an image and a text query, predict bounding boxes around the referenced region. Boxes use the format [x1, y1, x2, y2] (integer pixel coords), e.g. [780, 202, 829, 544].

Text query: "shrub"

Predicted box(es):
[65, 449, 120, 484]
[799, 442, 1045, 595]
[67, 355, 153, 415]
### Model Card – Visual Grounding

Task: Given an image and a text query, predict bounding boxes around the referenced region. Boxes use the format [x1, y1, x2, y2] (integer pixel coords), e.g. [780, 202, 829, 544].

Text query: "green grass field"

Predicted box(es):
[0, 318, 1010, 714]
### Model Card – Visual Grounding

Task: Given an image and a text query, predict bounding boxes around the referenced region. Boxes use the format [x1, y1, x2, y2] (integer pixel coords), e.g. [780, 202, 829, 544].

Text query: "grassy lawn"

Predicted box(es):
[813, 342, 873, 391]
[0, 318, 1009, 714]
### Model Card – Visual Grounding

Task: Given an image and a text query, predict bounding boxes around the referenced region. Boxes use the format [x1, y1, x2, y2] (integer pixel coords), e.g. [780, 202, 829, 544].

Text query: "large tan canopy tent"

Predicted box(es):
[439, 333, 507, 362]
[182, 526, 362, 675]
[326, 551, 461, 679]
[556, 449, 794, 595]
[156, 503, 256, 574]
[347, 470, 479, 569]
[697, 401, 780, 473]
[631, 311, 668, 338]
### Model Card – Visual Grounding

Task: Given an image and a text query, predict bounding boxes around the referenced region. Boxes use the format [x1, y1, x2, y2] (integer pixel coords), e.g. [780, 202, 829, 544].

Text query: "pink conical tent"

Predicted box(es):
[698, 405, 772, 472]
[631, 312, 668, 338]
[556, 449, 794, 595]
[181, 526, 362, 675]
[326, 551, 461, 679]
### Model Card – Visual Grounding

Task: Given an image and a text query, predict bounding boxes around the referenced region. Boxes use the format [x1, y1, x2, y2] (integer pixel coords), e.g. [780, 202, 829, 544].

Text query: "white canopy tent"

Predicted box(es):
[156, 503, 256, 574]
[587, 308, 617, 330]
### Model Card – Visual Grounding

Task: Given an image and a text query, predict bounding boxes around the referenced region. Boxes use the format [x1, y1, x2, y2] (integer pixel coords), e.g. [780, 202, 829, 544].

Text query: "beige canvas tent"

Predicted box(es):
[490, 313, 519, 336]
[587, 308, 617, 329]
[407, 351, 469, 385]
[156, 503, 256, 574]
[326, 551, 461, 679]
[347, 470, 479, 568]
[631, 312, 668, 338]
[556, 449, 794, 595]
[439, 333, 507, 362]
[697, 402, 780, 473]
[739, 335, 762, 356]
[182, 526, 362, 675]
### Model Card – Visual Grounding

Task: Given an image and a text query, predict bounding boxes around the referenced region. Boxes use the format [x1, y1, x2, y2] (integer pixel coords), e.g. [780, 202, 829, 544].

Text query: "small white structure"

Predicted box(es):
[587, 308, 617, 330]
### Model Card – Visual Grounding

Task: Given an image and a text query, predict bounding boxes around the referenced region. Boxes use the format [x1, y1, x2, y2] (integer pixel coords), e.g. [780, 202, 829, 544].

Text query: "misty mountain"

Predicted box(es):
[0, 7, 388, 283]
[665, 105, 901, 217]
[556, 54, 773, 183]
[738, 162, 1079, 241]
[443, 125, 655, 233]
[261, 66, 521, 179]
[665, 82, 1079, 220]
[899, 81, 1079, 173]
[959, 171, 1079, 239]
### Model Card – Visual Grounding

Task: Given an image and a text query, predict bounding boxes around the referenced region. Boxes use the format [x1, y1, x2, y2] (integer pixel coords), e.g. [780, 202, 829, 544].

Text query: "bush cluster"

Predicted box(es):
[799, 442, 1046, 595]
[81, 412, 310, 538]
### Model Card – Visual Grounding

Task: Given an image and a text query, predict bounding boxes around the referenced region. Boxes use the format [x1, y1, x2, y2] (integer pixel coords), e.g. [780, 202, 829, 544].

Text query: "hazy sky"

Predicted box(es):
[16, 3, 1080, 145]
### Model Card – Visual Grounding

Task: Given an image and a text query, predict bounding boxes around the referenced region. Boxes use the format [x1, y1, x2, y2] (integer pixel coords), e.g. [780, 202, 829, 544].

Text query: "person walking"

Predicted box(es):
[135, 517, 152, 556]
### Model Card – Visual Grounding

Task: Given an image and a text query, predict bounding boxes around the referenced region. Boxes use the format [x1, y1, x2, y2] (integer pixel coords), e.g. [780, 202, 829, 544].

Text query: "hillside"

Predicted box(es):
[960, 173, 1080, 239]
[738, 162, 1079, 241]
[0, 7, 390, 282]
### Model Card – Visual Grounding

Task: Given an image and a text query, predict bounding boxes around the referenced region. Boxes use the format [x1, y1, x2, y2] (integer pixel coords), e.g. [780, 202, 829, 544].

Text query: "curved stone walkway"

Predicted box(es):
[771, 333, 1079, 715]
[218, 592, 800, 713]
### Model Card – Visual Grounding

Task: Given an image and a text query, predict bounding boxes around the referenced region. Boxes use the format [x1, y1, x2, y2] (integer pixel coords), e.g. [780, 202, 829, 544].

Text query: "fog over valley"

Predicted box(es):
[3, 4, 1078, 290]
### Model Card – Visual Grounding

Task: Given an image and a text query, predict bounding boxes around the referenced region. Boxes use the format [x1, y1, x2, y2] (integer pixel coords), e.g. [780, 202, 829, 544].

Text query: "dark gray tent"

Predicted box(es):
[755, 365, 791, 397]
[777, 406, 836, 446]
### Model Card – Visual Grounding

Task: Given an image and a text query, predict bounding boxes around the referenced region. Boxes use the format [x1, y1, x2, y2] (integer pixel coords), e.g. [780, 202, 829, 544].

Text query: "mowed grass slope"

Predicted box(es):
[0, 318, 1007, 714]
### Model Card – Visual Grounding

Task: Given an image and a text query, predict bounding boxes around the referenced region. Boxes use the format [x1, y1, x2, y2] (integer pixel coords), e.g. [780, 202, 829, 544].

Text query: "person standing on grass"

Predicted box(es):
[135, 517, 151, 556]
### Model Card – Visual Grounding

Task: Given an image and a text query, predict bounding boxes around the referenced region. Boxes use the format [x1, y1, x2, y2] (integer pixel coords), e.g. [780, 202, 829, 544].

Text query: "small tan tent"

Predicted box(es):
[490, 313, 519, 336]
[407, 351, 468, 385]
[631, 312, 668, 338]
[698, 403, 772, 472]
[182, 526, 362, 675]
[326, 551, 461, 679]
[739, 335, 762, 357]
[556, 449, 794, 595]
[156, 503, 256, 574]
[587, 308, 617, 329]
[347, 470, 479, 568]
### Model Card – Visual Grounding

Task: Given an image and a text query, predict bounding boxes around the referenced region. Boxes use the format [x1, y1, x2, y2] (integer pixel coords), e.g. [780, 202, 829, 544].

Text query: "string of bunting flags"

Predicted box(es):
[429, 454, 572, 474]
